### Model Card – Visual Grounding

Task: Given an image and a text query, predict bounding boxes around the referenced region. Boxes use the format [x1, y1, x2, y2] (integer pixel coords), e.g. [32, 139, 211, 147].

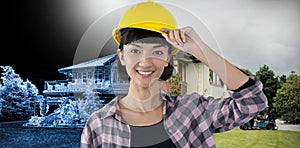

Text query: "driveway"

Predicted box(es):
[276, 119, 300, 132]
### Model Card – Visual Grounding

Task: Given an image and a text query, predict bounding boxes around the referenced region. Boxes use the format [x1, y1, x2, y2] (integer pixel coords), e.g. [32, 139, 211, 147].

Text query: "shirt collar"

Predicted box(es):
[99, 96, 121, 120]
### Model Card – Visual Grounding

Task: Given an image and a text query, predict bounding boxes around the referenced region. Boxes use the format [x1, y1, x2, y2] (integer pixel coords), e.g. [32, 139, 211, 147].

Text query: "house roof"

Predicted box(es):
[58, 54, 117, 72]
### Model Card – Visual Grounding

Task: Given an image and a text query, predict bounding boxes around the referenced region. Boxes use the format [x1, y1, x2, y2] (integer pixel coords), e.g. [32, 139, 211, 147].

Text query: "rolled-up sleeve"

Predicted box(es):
[208, 76, 268, 132]
[81, 123, 93, 148]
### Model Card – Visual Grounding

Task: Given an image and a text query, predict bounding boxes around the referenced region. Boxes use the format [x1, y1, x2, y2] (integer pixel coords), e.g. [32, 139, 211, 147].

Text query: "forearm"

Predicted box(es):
[191, 42, 249, 90]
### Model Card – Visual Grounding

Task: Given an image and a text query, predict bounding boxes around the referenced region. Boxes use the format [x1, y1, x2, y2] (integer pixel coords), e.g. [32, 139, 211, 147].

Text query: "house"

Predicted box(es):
[42, 54, 120, 114]
[42, 52, 228, 113]
[175, 51, 229, 98]
[43, 54, 120, 104]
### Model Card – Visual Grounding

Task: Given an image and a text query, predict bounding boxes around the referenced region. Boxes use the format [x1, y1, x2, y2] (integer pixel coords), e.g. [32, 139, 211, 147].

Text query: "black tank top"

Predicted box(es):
[130, 120, 177, 148]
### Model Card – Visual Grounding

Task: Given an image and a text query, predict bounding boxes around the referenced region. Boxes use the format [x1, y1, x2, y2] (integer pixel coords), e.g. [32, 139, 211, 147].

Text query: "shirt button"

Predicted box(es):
[168, 129, 172, 133]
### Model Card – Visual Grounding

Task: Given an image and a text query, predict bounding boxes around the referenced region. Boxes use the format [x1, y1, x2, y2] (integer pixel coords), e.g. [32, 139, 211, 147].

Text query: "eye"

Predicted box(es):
[130, 49, 141, 54]
[152, 50, 164, 56]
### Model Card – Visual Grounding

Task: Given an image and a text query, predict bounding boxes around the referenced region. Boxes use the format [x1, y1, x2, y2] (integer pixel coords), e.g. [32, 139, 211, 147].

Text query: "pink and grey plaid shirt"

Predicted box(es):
[81, 76, 267, 148]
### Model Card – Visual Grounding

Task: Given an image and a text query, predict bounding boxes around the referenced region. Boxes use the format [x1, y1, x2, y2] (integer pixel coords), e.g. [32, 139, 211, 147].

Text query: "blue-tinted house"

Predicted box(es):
[43, 53, 129, 109]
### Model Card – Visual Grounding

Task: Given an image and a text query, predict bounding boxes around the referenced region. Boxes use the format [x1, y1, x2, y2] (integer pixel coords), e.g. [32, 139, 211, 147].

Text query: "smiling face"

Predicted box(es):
[118, 41, 170, 88]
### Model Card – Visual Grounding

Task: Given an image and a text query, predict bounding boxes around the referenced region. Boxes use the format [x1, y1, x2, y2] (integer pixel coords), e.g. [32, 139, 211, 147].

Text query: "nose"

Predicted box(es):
[138, 58, 153, 67]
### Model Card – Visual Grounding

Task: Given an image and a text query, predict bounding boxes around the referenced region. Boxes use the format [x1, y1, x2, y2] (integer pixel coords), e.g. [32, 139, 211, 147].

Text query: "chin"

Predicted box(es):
[133, 77, 160, 89]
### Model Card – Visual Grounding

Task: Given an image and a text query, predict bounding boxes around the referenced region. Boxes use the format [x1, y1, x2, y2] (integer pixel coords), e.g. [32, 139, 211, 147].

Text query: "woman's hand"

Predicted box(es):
[160, 27, 207, 62]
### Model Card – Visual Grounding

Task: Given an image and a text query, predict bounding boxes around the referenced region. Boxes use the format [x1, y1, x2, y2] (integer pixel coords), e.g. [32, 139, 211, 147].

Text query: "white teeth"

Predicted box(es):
[138, 71, 153, 75]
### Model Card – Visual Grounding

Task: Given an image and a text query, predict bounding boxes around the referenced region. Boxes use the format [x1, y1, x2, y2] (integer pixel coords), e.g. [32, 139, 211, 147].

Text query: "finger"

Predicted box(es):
[162, 34, 179, 48]
[161, 28, 182, 46]
[180, 29, 186, 43]
[168, 30, 175, 43]
[160, 28, 171, 33]
[174, 29, 183, 46]
[161, 28, 177, 43]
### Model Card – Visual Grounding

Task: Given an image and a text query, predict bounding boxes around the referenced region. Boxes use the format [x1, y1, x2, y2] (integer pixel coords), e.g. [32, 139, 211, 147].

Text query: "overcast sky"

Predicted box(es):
[182, 0, 300, 76]
[72, 0, 300, 76]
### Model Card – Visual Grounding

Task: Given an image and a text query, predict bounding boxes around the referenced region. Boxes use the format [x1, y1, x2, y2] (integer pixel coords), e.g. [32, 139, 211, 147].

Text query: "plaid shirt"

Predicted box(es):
[81, 76, 267, 148]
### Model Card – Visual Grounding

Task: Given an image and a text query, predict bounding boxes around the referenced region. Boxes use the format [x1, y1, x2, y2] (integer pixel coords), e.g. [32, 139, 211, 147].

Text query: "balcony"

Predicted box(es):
[43, 80, 113, 95]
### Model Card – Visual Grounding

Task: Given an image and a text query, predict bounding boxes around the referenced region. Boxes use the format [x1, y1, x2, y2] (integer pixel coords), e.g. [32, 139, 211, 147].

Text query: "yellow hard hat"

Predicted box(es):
[112, 0, 179, 54]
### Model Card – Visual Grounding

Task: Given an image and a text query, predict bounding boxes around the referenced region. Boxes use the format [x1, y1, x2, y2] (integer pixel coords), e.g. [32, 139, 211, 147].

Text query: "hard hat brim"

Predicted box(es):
[112, 22, 179, 55]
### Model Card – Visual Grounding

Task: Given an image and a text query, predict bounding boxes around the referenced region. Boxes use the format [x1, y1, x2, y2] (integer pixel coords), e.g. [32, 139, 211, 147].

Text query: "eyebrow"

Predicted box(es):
[152, 44, 165, 49]
[129, 43, 142, 48]
[129, 43, 166, 49]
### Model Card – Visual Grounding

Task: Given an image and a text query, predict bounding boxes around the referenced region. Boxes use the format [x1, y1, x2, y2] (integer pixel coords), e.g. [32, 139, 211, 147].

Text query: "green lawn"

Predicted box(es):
[213, 128, 300, 148]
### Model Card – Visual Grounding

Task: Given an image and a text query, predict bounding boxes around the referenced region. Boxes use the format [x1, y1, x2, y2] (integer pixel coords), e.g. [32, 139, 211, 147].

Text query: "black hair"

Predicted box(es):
[117, 28, 174, 81]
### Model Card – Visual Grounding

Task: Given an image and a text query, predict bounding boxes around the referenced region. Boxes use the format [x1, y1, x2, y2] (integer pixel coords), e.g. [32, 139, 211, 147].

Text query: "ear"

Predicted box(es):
[164, 63, 169, 67]
[117, 49, 125, 66]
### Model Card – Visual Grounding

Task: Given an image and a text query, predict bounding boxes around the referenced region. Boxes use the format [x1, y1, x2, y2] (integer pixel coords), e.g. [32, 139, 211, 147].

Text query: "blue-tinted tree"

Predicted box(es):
[0, 66, 38, 121]
[25, 98, 83, 127]
[39, 97, 49, 117]
[77, 80, 102, 121]
[51, 98, 82, 125]
[0, 83, 3, 117]
[24, 79, 39, 116]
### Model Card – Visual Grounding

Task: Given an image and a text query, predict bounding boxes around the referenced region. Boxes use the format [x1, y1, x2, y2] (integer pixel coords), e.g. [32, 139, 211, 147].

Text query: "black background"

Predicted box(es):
[2, 0, 104, 93]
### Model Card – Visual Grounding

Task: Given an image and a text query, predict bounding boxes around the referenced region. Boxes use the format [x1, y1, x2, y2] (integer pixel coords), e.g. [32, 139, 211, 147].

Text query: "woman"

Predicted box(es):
[81, 1, 267, 148]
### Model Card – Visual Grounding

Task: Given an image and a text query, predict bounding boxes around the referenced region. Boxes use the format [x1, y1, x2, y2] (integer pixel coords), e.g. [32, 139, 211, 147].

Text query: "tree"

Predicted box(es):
[279, 74, 287, 87]
[0, 66, 39, 121]
[24, 79, 39, 116]
[51, 98, 82, 125]
[0, 83, 3, 117]
[0, 66, 31, 121]
[255, 65, 280, 109]
[25, 98, 83, 127]
[240, 68, 255, 76]
[166, 72, 184, 96]
[273, 71, 300, 123]
[77, 80, 103, 121]
[39, 97, 49, 117]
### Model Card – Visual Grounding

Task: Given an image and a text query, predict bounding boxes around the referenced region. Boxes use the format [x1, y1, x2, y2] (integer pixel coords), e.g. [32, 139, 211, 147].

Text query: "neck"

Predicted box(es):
[119, 80, 163, 112]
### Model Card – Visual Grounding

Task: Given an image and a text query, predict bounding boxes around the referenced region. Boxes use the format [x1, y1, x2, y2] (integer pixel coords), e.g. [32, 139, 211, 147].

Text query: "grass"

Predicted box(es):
[213, 128, 300, 148]
[0, 121, 82, 148]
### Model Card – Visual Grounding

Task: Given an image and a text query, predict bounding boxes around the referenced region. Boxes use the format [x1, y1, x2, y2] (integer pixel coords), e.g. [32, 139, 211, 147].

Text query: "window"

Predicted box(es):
[209, 69, 224, 86]
[104, 69, 110, 80]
